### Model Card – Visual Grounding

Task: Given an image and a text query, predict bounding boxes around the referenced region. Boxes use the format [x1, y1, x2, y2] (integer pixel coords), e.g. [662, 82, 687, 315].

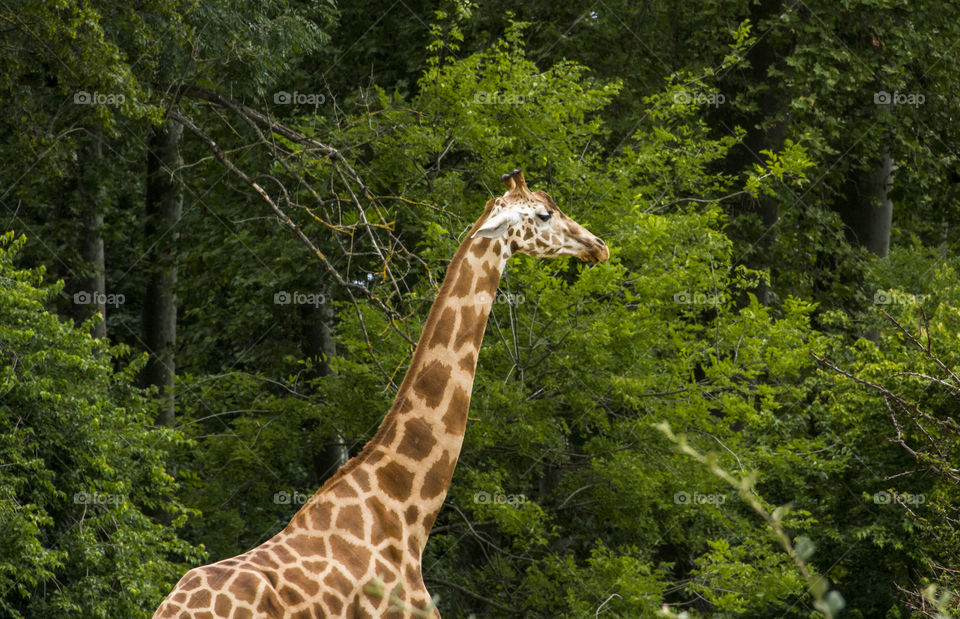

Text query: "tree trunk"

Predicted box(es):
[142, 118, 183, 426]
[837, 151, 894, 342]
[301, 292, 348, 482]
[719, 0, 787, 306]
[77, 134, 107, 339]
[838, 151, 894, 258]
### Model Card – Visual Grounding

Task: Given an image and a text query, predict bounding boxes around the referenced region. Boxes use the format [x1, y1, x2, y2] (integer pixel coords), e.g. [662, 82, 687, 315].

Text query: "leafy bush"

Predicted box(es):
[0, 233, 201, 618]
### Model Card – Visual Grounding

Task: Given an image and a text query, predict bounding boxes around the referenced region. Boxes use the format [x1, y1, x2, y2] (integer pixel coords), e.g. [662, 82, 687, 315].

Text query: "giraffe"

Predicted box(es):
[154, 169, 609, 618]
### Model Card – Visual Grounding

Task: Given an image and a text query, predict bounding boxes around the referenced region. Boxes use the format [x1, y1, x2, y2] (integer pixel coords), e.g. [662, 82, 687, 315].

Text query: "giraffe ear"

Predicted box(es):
[473, 210, 520, 238]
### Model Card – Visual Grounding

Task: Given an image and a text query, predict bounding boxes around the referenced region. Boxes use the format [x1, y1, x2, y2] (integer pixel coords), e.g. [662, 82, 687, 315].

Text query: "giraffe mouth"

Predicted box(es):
[580, 239, 610, 263]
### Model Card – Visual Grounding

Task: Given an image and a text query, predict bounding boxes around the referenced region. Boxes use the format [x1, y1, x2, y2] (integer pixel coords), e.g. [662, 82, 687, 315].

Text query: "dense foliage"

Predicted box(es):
[1, 0, 959, 617]
[0, 234, 201, 618]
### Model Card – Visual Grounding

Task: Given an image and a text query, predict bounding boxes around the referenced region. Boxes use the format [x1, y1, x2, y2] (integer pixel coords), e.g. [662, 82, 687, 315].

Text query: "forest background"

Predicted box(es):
[2, 0, 960, 616]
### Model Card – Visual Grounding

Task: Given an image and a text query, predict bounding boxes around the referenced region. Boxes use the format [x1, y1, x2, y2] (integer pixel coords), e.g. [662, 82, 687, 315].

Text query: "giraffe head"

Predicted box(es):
[472, 169, 610, 263]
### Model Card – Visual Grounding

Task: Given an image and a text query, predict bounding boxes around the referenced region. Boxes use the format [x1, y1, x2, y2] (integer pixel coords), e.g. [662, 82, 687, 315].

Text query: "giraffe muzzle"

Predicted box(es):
[583, 236, 610, 263]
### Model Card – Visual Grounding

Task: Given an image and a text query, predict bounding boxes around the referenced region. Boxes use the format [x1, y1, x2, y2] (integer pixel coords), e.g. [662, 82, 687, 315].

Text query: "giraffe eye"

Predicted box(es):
[537, 211, 552, 222]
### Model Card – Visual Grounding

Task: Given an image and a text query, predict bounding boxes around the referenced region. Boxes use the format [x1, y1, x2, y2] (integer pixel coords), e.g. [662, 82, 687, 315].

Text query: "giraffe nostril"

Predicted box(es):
[596, 238, 605, 246]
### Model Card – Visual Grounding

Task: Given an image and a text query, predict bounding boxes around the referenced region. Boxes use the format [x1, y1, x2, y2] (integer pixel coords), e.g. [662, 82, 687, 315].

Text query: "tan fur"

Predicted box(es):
[153, 171, 608, 618]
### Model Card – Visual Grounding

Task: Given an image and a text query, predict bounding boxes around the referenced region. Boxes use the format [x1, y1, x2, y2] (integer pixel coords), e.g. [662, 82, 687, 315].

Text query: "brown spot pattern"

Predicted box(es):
[470, 237, 491, 258]
[284, 566, 320, 596]
[381, 544, 402, 563]
[329, 535, 372, 579]
[421, 452, 455, 499]
[412, 359, 452, 408]
[428, 307, 457, 349]
[336, 504, 365, 539]
[310, 501, 333, 530]
[229, 573, 261, 605]
[272, 544, 295, 564]
[214, 595, 232, 616]
[450, 261, 475, 297]
[442, 387, 469, 435]
[405, 564, 420, 585]
[378, 417, 398, 447]
[454, 306, 481, 350]
[256, 590, 283, 616]
[332, 480, 358, 498]
[263, 570, 279, 588]
[353, 468, 371, 492]
[187, 589, 211, 609]
[328, 568, 353, 596]
[286, 534, 326, 557]
[367, 496, 403, 544]
[278, 585, 304, 606]
[324, 592, 344, 615]
[422, 507, 441, 532]
[204, 566, 231, 588]
[376, 461, 415, 501]
[396, 397, 414, 414]
[477, 261, 499, 295]
[180, 573, 203, 591]
[397, 417, 437, 460]
[249, 551, 280, 569]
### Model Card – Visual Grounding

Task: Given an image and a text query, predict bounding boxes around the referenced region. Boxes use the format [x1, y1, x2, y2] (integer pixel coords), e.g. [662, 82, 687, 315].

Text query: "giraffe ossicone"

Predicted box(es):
[154, 170, 609, 618]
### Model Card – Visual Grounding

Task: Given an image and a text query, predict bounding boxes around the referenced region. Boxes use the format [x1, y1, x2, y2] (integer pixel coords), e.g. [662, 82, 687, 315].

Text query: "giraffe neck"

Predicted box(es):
[300, 229, 508, 557]
[381, 232, 506, 537]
